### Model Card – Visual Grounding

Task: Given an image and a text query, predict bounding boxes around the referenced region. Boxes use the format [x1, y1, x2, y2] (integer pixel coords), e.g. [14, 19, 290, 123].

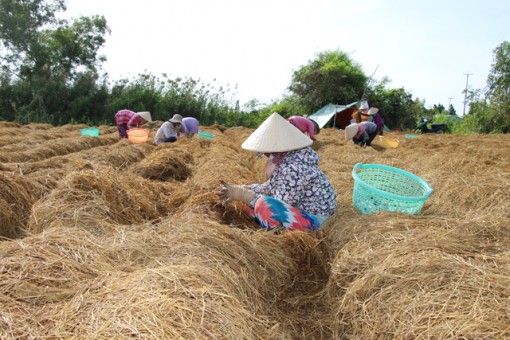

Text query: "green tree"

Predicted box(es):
[448, 104, 457, 116]
[0, 0, 109, 124]
[365, 78, 424, 130]
[288, 50, 367, 110]
[466, 41, 510, 133]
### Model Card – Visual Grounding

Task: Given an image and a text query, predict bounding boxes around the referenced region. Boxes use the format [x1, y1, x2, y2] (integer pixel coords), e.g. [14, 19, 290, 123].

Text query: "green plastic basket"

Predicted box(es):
[352, 163, 433, 215]
[80, 127, 99, 137]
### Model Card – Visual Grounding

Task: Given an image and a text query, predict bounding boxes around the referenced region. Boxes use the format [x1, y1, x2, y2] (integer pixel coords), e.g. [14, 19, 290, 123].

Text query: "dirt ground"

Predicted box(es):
[1, 121, 509, 339]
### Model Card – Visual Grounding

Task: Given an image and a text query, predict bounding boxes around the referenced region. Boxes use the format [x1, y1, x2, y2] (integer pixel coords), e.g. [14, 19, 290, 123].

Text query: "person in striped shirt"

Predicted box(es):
[114, 110, 152, 138]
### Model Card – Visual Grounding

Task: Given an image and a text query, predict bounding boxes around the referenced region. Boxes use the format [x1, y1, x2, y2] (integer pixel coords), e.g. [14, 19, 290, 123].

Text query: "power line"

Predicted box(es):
[463, 73, 472, 116]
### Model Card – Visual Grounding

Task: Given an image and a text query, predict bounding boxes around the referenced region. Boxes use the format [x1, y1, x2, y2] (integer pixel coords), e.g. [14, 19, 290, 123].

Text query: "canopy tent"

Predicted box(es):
[308, 101, 363, 129]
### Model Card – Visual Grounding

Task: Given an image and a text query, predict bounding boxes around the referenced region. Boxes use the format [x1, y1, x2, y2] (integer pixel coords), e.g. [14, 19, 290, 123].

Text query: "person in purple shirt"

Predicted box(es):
[367, 107, 385, 135]
[182, 117, 199, 138]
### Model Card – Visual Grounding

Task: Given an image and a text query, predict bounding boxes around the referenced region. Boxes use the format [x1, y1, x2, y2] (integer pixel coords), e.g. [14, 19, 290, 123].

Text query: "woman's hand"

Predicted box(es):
[216, 180, 255, 205]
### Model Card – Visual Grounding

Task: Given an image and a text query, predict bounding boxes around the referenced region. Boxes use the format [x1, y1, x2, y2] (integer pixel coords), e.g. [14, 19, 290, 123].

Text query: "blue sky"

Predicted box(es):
[63, 0, 510, 115]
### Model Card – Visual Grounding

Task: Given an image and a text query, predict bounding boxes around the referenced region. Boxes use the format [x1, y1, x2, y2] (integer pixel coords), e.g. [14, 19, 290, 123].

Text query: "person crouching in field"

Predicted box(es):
[154, 114, 184, 144]
[345, 121, 378, 147]
[115, 110, 152, 139]
[216, 112, 337, 232]
[367, 107, 385, 136]
[287, 116, 320, 141]
[182, 117, 199, 139]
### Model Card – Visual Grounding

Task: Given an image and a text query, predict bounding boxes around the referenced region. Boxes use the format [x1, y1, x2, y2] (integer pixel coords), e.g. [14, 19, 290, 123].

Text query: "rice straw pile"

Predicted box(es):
[326, 219, 510, 338]
[0, 217, 327, 338]
[27, 166, 172, 234]
[131, 144, 193, 181]
[318, 130, 510, 338]
[1, 121, 510, 338]
[0, 174, 33, 239]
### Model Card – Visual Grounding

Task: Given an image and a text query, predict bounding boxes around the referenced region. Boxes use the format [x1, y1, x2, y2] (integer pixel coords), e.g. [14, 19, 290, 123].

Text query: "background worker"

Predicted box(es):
[367, 107, 385, 135]
[345, 121, 378, 147]
[359, 102, 370, 122]
[115, 110, 152, 139]
[154, 114, 184, 144]
[287, 116, 320, 141]
[182, 117, 199, 138]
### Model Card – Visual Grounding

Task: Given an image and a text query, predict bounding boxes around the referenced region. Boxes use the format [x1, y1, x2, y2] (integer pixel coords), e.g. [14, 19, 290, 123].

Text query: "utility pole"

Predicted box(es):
[448, 97, 454, 106]
[463, 73, 472, 116]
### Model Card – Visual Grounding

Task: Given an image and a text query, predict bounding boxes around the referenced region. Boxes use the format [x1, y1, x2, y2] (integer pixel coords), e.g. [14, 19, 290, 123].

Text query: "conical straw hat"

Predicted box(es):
[242, 112, 313, 153]
[137, 111, 152, 122]
[345, 123, 360, 140]
[367, 107, 379, 116]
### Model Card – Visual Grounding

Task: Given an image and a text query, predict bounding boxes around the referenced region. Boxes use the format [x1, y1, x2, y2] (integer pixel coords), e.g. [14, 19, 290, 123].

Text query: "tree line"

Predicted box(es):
[1, 0, 508, 133]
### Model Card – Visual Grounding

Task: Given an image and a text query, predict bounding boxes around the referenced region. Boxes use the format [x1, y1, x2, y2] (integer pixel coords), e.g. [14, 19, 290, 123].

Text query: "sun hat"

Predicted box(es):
[137, 111, 152, 122]
[169, 114, 183, 124]
[367, 107, 379, 116]
[359, 101, 369, 110]
[242, 112, 313, 153]
[345, 123, 360, 140]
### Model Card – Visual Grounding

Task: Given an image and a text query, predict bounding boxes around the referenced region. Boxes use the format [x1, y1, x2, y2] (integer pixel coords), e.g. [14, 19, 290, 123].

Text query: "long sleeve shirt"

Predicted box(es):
[354, 122, 378, 144]
[154, 121, 180, 144]
[248, 147, 337, 217]
[288, 116, 316, 141]
[115, 110, 143, 129]
[372, 113, 384, 130]
[182, 117, 199, 136]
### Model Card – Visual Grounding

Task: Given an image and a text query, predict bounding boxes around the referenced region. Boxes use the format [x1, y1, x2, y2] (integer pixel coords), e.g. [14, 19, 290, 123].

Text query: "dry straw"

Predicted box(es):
[27, 166, 173, 234]
[0, 217, 327, 338]
[0, 174, 33, 239]
[2, 122, 510, 338]
[131, 144, 193, 181]
[326, 223, 510, 338]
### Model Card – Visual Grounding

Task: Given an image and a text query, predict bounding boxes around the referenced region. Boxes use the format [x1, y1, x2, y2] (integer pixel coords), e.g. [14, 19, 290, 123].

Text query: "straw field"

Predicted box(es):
[1, 121, 509, 339]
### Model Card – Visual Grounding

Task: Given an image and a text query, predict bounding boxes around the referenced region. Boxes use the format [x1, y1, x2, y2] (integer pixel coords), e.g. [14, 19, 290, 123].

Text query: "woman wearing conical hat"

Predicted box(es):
[217, 113, 337, 232]
[114, 110, 152, 139]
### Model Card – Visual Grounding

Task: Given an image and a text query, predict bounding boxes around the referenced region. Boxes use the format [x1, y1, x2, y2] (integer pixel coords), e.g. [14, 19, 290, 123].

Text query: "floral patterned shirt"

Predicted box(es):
[248, 147, 337, 217]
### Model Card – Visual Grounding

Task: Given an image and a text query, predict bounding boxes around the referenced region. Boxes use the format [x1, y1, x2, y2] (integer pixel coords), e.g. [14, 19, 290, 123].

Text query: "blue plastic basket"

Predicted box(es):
[352, 163, 433, 215]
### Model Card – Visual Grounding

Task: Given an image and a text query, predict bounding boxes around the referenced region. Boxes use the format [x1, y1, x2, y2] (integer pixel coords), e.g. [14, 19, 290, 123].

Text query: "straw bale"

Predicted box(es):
[141, 120, 161, 130]
[0, 227, 115, 338]
[21, 123, 54, 130]
[0, 134, 119, 162]
[222, 125, 256, 146]
[59, 123, 89, 131]
[18, 170, 65, 199]
[74, 219, 328, 339]
[209, 123, 227, 132]
[80, 140, 154, 170]
[0, 130, 69, 147]
[0, 121, 21, 128]
[0, 216, 328, 339]
[0, 174, 33, 239]
[326, 218, 510, 338]
[62, 264, 279, 339]
[131, 145, 193, 181]
[329, 242, 510, 337]
[27, 167, 168, 234]
[0, 227, 112, 304]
